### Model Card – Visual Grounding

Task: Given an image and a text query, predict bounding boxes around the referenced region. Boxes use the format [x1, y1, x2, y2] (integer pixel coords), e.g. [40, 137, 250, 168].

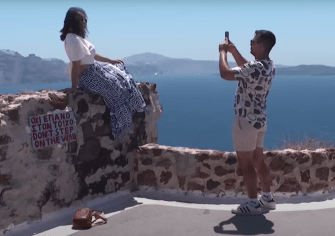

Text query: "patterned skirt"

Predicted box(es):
[78, 62, 147, 140]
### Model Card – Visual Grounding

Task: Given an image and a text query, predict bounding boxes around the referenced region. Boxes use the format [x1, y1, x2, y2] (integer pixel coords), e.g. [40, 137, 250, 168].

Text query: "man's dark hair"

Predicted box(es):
[60, 7, 88, 41]
[255, 30, 276, 54]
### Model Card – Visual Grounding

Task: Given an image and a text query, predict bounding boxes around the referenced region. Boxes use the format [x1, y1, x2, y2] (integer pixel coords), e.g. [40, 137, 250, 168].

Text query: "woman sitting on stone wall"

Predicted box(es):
[60, 7, 146, 140]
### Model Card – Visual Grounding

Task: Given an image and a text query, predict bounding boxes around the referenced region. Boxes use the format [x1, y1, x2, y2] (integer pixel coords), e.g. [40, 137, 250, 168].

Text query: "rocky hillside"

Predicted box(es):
[0, 50, 67, 84]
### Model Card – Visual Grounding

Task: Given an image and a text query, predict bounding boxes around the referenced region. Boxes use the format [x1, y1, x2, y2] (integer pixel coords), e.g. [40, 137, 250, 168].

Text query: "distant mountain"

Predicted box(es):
[123, 53, 335, 76]
[275, 65, 335, 76]
[0, 49, 22, 57]
[1, 50, 334, 85]
[275, 64, 290, 68]
[123, 52, 172, 64]
[0, 49, 68, 84]
[123, 52, 236, 75]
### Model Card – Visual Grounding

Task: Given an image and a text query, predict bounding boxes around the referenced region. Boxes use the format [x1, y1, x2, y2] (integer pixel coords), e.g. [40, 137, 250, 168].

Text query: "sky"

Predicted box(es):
[1, 0, 335, 66]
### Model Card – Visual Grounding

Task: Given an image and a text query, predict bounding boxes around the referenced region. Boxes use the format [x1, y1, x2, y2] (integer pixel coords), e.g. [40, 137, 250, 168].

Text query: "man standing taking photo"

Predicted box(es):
[218, 30, 276, 215]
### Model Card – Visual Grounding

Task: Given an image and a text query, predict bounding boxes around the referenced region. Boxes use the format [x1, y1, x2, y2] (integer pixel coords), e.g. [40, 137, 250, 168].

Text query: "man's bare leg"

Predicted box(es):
[253, 147, 271, 192]
[236, 151, 258, 198]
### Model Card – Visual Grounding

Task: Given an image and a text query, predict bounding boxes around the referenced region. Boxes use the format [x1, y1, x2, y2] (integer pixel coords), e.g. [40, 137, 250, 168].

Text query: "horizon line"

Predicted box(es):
[1, 49, 335, 68]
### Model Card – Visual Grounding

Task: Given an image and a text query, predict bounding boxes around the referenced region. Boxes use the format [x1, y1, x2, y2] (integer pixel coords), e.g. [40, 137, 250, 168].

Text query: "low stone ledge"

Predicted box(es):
[132, 145, 335, 196]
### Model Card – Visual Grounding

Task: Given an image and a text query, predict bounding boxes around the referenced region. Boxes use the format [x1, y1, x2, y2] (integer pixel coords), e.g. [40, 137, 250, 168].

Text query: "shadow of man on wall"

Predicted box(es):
[214, 214, 274, 235]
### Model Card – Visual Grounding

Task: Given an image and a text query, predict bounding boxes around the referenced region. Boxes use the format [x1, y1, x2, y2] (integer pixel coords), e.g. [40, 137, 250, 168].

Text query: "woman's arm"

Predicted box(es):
[94, 53, 124, 64]
[69, 60, 81, 92]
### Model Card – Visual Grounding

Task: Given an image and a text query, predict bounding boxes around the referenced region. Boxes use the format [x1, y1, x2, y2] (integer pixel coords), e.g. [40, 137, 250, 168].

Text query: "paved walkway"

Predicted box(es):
[5, 190, 335, 236]
[69, 205, 335, 236]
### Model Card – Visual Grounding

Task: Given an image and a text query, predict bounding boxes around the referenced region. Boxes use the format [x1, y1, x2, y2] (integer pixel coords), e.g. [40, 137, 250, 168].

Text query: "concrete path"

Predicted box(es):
[5, 190, 335, 236]
[69, 205, 335, 236]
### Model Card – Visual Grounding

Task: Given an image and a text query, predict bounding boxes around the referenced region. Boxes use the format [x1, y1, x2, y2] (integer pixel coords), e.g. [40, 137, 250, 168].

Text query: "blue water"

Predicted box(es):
[1, 74, 335, 151]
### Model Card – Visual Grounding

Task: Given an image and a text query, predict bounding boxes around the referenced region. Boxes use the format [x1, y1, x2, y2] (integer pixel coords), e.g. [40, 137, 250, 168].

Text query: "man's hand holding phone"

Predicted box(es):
[219, 38, 229, 52]
[219, 31, 234, 52]
[221, 32, 247, 66]
[219, 32, 230, 52]
[222, 31, 237, 54]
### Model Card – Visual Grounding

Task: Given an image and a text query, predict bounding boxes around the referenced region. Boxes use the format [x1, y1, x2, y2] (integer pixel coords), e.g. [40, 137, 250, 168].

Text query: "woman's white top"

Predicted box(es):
[64, 33, 96, 76]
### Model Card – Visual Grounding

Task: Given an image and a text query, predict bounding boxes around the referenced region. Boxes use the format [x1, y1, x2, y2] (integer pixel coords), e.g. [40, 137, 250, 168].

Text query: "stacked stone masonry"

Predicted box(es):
[131, 144, 335, 196]
[1, 81, 335, 231]
[0, 82, 162, 229]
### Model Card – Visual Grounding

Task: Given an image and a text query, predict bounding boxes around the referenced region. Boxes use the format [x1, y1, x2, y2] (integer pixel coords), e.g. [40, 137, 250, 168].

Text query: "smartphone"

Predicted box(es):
[225, 31, 229, 40]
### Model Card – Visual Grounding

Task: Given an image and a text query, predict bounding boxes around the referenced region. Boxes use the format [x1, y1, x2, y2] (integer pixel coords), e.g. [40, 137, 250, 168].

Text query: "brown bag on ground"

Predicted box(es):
[72, 208, 107, 229]
[72, 208, 92, 229]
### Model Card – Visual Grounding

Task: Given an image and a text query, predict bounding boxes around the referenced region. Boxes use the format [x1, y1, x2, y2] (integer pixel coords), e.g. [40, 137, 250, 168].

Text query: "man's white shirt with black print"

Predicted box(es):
[231, 59, 275, 129]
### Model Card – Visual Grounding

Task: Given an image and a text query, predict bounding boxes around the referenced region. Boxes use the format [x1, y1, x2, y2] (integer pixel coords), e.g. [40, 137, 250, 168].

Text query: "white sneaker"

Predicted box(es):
[231, 201, 262, 215]
[258, 195, 276, 210]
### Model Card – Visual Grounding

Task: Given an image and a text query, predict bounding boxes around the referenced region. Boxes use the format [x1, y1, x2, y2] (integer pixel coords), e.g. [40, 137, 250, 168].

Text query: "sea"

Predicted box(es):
[1, 74, 334, 151]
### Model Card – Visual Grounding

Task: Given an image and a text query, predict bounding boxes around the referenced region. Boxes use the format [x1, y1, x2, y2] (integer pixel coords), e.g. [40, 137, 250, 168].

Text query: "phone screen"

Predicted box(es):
[225, 31, 229, 40]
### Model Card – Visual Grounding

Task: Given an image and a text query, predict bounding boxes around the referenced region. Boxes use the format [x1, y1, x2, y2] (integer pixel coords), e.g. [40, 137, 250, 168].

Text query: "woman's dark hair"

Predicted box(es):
[255, 30, 276, 54]
[60, 7, 88, 41]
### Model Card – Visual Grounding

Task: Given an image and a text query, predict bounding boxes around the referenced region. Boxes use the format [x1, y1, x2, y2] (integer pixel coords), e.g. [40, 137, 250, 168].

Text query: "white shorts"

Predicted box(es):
[232, 116, 267, 152]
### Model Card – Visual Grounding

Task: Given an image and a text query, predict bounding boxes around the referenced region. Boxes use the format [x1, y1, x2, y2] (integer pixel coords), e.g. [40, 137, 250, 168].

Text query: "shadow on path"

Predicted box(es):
[214, 215, 274, 235]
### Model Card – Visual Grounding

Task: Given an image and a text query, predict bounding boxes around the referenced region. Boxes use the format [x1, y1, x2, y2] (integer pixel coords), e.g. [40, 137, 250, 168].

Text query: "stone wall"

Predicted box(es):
[1, 80, 335, 231]
[131, 144, 335, 196]
[0, 82, 162, 229]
